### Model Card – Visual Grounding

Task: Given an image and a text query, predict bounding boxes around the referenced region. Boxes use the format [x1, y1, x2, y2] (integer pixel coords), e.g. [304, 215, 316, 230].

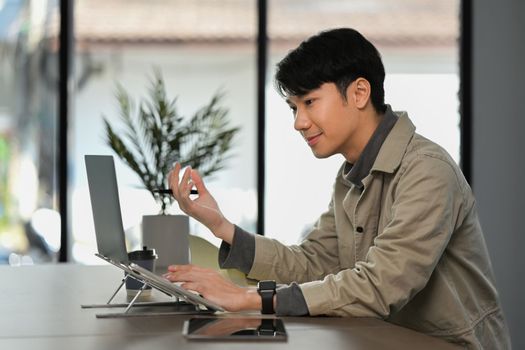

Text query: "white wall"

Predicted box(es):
[472, 1, 525, 348]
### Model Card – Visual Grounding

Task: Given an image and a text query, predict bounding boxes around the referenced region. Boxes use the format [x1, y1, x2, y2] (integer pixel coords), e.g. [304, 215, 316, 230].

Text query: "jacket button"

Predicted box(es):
[356, 226, 364, 233]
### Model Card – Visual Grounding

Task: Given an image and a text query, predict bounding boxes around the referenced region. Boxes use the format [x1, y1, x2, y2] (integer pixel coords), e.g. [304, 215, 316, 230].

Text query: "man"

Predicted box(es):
[165, 28, 510, 349]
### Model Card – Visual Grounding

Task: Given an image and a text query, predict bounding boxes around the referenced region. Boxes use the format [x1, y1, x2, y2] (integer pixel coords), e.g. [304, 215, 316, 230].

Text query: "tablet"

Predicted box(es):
[182, 317, 287, 341]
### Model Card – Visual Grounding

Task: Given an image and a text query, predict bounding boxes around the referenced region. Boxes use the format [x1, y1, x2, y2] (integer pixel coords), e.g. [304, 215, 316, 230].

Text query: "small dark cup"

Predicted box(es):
[125, 246, 158, 297]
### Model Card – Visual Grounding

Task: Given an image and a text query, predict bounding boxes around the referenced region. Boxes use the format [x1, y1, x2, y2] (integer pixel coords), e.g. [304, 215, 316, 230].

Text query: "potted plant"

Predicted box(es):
[102, 70, 239, 269]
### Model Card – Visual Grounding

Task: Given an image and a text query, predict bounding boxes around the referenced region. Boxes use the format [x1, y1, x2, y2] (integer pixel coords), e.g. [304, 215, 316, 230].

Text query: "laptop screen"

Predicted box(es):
[85, 155, 129, 263]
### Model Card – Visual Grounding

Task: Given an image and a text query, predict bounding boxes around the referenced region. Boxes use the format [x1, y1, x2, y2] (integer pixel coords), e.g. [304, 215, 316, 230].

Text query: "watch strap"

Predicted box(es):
[258, 280, 276, 314]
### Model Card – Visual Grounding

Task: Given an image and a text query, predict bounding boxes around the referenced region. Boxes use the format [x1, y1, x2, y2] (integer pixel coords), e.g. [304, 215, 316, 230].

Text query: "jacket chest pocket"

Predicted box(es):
[353, 214, 380, 263]
[338, 186, 382, 267]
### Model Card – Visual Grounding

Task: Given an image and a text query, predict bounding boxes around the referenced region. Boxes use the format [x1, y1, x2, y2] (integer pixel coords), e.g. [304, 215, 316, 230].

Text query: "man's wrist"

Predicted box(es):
[244, 288, 277, 312]
[245, 288, 262, 310]
[212, 219, 234, 244]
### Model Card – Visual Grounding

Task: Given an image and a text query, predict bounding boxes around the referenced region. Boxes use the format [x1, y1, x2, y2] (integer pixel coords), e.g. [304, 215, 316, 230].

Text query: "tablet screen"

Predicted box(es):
[183, 317, 287, 341]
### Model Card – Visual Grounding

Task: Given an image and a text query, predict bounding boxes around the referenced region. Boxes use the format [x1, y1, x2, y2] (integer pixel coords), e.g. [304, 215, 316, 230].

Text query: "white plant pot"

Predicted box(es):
[142, 214, 189, 273]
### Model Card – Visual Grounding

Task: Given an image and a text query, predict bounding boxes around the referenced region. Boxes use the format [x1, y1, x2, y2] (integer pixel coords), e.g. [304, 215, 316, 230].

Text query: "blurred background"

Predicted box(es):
[1, 0, 524, 347]
[0, 0, 460, 263]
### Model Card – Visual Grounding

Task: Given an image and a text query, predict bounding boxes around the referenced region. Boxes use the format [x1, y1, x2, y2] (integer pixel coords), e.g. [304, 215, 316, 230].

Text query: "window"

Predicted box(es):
[71, 0, 257, 263]
[0, 0, 462, 263]
[0, 0, 60, 264]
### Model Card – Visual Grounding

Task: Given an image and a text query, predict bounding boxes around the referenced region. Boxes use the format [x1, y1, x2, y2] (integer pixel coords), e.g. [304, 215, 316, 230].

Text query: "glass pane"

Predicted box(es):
[72, 0, 257, 263]
[0, 0, 60, 264]
[266, 0, 460, 244]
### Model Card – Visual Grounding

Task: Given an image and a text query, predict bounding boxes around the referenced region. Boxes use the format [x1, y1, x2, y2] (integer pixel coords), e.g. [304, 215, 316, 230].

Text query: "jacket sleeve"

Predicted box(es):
[265, 155, 466, 318]
[301, 155, 469, 317]
[247, 196, 341, 284]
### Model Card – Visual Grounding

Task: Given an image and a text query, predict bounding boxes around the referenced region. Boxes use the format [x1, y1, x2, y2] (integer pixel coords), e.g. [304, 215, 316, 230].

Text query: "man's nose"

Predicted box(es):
[294, 109, 310, 131]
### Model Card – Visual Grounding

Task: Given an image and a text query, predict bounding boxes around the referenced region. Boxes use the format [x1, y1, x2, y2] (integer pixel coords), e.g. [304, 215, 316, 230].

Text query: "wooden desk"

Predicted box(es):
[0, 264, 460, 349]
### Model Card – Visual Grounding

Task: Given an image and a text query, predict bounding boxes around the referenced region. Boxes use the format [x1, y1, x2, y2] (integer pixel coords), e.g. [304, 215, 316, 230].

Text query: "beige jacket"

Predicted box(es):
[248, 114, 511, 349]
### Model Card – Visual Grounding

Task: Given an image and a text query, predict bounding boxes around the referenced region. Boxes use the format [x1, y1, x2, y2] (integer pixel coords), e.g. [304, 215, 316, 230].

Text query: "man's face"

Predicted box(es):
[286, 82, 360, 160]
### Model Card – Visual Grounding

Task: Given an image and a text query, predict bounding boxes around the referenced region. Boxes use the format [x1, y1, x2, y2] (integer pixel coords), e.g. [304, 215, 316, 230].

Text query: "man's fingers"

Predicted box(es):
[164, 270, 193, 282]
[181, 282, 202, 293]
[164, 264, 213, 282]
[180, 166, 192, 192]
[175, 166, 195, 209]
[169, 162, 182, 199]
[167, 264, 202, 272]
[190, 169, 207, 195]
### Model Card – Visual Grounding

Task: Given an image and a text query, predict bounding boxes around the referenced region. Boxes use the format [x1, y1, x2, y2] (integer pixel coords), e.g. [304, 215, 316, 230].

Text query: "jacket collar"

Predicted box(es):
[342, 105, 398, 188]
[371, 111, 415, 174]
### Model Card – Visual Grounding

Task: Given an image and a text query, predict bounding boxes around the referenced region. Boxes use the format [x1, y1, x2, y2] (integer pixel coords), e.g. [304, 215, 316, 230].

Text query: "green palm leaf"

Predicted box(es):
[102, 70, 240, 214]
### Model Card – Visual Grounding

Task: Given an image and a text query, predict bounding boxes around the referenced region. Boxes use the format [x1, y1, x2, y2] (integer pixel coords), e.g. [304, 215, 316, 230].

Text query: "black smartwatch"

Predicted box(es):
[257, 280, 276, 314]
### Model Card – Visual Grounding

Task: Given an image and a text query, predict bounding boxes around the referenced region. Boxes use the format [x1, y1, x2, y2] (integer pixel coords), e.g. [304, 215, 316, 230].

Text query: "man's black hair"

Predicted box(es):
[275, 28, 387, 114]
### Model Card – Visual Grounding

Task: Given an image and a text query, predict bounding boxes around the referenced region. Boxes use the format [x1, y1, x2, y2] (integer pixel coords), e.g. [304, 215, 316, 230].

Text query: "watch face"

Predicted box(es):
[258, 280, 276, 290]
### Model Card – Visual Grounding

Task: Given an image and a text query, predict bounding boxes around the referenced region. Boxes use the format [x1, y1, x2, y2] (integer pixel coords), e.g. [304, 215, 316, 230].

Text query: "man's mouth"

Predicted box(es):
[305, 133, 322, 146]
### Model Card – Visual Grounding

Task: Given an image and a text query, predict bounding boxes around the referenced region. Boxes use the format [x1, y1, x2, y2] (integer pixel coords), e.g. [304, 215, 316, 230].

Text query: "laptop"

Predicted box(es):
[85, 155, 128, 263]
[85, 155, 223, 312]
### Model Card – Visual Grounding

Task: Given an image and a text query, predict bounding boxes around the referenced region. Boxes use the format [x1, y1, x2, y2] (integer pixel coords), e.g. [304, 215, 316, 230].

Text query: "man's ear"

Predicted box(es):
[349, 78, 371, 109]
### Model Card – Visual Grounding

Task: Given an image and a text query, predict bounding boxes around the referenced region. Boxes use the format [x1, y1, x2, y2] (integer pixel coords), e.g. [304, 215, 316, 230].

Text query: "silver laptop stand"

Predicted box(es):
[81, 273, 214, 318]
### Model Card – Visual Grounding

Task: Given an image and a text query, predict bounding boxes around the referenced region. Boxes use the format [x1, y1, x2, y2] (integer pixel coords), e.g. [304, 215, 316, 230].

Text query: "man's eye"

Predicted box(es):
[304, 99, 314, 106]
